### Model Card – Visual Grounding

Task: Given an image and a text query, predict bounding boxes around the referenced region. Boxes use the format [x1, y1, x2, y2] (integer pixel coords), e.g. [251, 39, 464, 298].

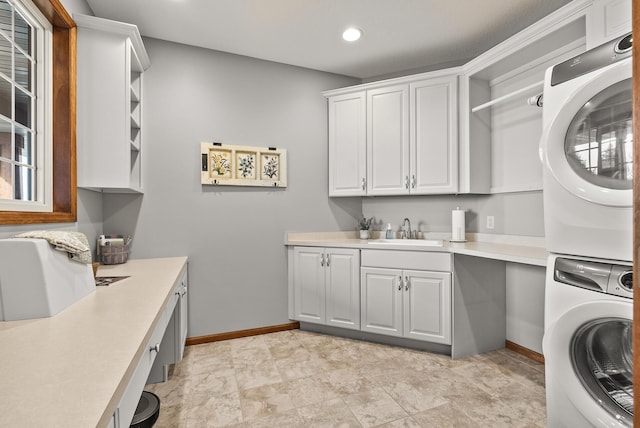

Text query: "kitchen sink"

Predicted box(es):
[367, 239, 444, 247]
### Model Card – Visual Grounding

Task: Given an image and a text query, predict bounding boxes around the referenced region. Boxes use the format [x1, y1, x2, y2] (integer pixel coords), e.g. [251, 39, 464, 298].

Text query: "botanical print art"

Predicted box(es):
[236, 151, 257, 179]
[262, 154, 279, 180]
[201, 142, 286, 187]
[209, 149, 232, 178]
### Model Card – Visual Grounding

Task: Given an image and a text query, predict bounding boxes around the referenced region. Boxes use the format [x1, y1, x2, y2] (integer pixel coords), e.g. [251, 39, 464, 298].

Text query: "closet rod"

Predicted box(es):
[471, 80, 544, 113]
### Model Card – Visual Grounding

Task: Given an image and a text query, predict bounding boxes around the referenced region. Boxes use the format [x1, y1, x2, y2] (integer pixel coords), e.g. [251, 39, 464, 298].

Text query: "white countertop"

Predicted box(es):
[0, 257, 187, 428]
[286, 232, 548, 266]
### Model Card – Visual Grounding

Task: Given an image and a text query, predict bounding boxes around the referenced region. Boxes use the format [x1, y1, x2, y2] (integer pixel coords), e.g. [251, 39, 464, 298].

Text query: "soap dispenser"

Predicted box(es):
[385, 223, 393, 239]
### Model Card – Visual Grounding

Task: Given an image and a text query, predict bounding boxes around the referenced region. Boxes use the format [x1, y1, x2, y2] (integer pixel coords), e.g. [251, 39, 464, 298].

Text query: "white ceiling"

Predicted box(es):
[84, 0, 573, 79]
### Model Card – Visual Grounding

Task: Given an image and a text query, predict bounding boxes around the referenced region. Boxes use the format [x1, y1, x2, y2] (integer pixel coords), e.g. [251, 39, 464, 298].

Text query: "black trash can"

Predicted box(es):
[130, 391, 160, 428]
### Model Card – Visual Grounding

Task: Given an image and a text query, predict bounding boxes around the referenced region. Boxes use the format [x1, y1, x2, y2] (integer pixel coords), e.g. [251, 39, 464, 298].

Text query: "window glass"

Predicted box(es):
[565, 79, 632, 190]
[0, 75, 10, 118]
[0, 0, 37, 204]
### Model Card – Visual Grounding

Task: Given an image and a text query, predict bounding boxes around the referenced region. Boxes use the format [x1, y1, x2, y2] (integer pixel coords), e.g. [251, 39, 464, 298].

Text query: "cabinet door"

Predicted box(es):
[328, 92, 367, 196]
[403, 270, 451, 344]
[367, 85, 410, 195]
[586, 0, 631, 49]
[325, 249, 360, 330]
[360, 267, 403, 337]
[410, 76, 458, 194]
[293, 247, 326, 324]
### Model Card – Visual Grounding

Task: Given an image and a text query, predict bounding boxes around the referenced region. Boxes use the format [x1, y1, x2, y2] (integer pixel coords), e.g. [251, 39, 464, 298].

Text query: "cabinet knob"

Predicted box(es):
[150, 343, 160, 353]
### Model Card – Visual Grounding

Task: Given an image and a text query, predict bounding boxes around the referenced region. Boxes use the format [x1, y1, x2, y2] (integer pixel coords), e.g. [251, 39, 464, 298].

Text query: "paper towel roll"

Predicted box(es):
[451, 208, 466, 242]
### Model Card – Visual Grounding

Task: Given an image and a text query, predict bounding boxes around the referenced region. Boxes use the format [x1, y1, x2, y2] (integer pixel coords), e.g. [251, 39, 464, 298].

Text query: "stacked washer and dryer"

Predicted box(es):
[540, 33, 633, 427]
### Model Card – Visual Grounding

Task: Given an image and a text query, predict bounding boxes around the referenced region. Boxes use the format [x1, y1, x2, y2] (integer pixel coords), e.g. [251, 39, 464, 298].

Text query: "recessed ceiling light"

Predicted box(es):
[342, 27, 362, 42]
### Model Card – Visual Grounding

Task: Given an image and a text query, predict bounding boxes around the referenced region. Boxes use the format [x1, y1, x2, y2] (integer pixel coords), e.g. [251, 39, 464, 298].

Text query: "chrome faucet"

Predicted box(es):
[402, 218, 412, 239]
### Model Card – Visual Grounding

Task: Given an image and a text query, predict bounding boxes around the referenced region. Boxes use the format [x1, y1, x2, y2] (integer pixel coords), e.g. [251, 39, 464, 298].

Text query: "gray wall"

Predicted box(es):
[103, 38, 361, 337]
[362, 191, 544, 236]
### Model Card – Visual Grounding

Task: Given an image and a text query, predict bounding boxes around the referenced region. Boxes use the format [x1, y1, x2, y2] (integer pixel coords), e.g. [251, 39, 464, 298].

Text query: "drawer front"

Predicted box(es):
[361, 250, 451, 271]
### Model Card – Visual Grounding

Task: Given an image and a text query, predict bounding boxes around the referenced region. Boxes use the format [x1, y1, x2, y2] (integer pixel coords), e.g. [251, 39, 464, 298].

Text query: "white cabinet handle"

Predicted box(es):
[320, 254, 325, 267]
[326, 254, 330, 267]
[411, 175, 416, 189]
[181, 287, 187, 297]
[362, 177, 366, 191]
[405, 276, 409, 291]
[398, 276, 403, 291]
[405, 176, 409, 189]
[150, 343, 160, 353]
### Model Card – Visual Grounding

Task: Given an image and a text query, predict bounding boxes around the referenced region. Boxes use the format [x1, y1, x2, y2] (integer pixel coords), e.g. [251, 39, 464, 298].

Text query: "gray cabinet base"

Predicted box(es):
[299, 322, 451, 356]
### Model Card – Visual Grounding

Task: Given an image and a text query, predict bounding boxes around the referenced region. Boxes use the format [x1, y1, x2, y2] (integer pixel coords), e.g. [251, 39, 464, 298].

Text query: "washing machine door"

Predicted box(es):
[544, 300, 633, 426]
[542, 58, 632, 207]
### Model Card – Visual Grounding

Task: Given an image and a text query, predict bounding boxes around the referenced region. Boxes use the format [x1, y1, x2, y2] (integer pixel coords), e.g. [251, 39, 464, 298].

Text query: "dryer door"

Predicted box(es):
[542, 58, 632, 207]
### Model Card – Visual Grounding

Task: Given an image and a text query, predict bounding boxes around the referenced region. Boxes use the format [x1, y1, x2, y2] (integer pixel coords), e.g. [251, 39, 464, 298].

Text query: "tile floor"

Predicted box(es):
[146, 329, 546, 427]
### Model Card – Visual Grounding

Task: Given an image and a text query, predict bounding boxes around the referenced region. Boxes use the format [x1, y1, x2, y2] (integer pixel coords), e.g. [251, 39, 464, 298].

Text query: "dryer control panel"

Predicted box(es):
[551, 32, 632, 86]
[554, 257, 632, 299]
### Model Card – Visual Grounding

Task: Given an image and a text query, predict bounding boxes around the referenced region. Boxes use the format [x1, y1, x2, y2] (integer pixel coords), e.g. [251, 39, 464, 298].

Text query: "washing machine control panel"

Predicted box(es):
[554, 257, 632, 299]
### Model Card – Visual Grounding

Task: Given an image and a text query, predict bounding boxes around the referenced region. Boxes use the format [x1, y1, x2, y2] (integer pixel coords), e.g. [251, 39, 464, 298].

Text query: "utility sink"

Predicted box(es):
[367, 239, 444, 247]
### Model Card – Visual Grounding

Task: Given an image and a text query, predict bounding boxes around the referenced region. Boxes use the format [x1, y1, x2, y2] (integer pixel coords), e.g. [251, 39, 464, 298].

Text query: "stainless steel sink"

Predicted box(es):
[367, 239, 444, 247]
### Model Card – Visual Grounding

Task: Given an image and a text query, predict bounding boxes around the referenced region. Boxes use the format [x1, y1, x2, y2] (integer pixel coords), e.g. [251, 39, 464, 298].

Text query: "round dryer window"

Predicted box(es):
[571, 317, 633, 423]
[565, 78, 632, 191]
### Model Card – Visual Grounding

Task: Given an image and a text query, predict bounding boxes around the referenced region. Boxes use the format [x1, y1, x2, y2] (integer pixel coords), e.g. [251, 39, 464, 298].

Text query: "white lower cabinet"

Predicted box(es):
[293, 247, 360, 330]
[290, 247, 452, 347]
[361, 267, 451, 344]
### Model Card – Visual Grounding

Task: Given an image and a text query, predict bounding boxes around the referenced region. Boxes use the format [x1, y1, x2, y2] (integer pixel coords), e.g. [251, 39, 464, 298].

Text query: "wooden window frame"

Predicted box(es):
[0, 0, 75, 224]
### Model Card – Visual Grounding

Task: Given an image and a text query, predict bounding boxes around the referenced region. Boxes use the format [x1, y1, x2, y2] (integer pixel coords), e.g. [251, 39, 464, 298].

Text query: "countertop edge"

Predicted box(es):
[285, 233, 548, 266]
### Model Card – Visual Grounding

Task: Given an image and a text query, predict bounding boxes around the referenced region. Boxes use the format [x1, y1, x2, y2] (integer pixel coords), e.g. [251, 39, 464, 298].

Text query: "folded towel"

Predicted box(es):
[14, 230, 93, 264]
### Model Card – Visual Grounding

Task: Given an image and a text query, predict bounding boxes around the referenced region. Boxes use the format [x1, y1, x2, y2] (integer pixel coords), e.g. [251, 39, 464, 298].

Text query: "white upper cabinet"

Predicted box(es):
[75, 14, 151, 193]
[410, 76, 458, 194]
[586, 0, 631, 49]
[324, 69, 459, 196]
[367, 84, 410, 196]
[328, 92, 367, 196]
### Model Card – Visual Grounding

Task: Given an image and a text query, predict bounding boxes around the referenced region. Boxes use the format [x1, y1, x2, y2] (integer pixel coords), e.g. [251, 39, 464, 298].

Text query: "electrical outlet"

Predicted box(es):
[486, 216, 495, 230]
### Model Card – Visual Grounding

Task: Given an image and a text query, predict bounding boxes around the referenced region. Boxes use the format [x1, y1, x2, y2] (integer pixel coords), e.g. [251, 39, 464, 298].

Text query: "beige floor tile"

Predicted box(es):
[282, 373, 342, 407]
[411, 402, 477, 428]
[146, 330, 547, 427]
[343, 387, 409, 428]
[380, 374, 449, 414]
[375, 416, 423, 428]
[235, 359, 282, 391]
[185, 390, 243, 427]
[297, 397, 362, 427]
[237, 408, 303, 427]
[318, 367, 379, 396]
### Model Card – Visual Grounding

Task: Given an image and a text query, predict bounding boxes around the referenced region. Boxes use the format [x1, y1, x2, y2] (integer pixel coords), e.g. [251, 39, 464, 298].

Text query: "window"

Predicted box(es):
[0, 0, 75, 224]
[0, 0, 51, 212]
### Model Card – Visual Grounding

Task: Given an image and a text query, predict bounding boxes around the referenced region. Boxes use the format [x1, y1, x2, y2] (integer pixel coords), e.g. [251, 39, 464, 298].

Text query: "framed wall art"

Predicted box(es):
[201, 142, 287, 187]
